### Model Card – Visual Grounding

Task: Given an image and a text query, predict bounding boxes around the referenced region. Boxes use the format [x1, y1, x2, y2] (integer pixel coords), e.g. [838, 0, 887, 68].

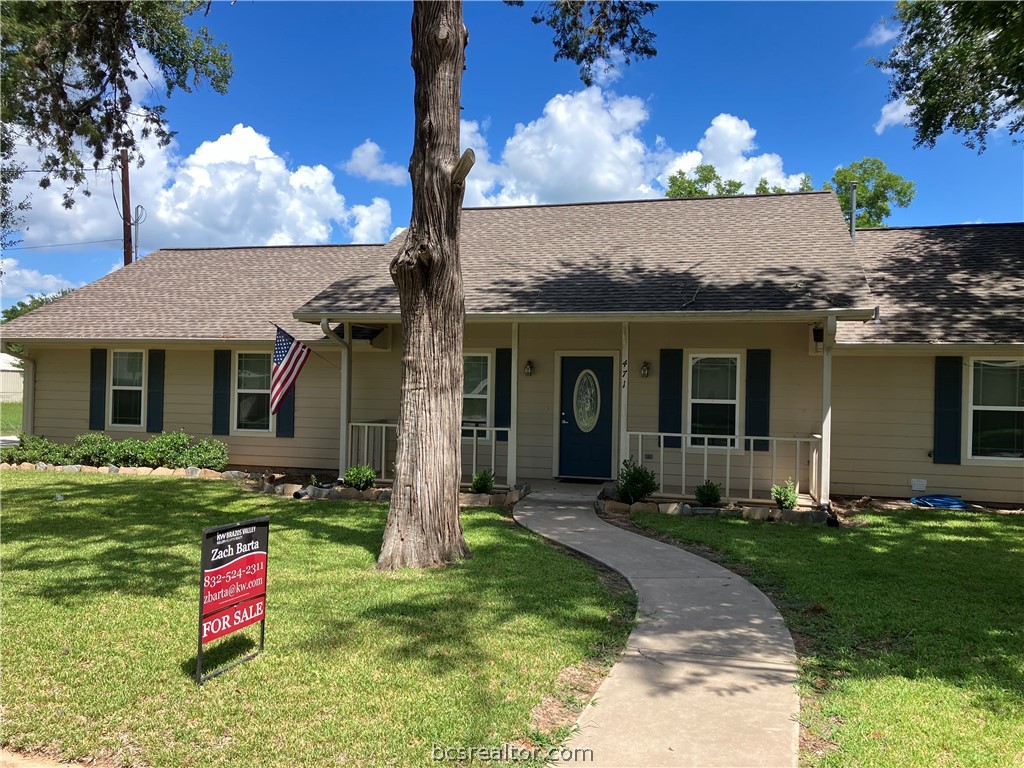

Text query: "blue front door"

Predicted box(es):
[559, 356, 614, 479]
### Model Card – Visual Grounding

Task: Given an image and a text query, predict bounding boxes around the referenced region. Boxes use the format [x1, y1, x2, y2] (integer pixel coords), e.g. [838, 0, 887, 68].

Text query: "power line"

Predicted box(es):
[3, 238, 121, 251]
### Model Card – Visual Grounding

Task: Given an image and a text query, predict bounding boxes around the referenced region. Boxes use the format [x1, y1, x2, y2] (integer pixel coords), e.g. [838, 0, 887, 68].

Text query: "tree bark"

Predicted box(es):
[377, 0, 471, 570]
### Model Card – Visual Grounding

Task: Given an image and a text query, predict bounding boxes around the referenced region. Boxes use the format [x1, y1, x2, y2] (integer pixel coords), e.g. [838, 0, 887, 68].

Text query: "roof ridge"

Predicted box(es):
[148, 243, 390, 253]
[858, 222, 1024, 232]
[463, 190, 835, 212]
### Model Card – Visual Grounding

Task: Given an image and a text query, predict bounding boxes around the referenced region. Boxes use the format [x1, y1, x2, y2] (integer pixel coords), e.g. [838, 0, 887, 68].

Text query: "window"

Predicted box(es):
[110, 350, 145, 427]
[463, 354, 490, 439]
[970, 359, 1023, 459]
[688, 355, 739, 447]
[236, 352, 272, 432]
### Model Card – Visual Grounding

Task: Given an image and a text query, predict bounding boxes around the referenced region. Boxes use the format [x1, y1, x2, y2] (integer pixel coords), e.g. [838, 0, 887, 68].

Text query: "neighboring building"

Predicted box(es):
[2, 191, 1021, 505]
[0, 352, 24, 404]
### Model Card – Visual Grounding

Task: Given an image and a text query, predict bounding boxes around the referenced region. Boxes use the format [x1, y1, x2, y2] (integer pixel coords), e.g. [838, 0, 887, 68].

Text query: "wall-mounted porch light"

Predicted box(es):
[523, 360, 534, 376]
[640, 361, 651, 378]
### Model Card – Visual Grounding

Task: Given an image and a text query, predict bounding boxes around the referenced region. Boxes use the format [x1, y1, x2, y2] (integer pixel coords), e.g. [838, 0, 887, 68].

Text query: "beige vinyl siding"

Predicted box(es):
[32, 348, 91, 440]
[28, 345, 344, 471]
[627, 322, 822, 496]
[832, 355, 1024, 505]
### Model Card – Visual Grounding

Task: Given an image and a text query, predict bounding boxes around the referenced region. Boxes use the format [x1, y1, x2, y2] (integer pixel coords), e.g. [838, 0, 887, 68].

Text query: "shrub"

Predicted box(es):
[3, 434, 69, 465]
[343, 464, 376, 491]
[68, 433, 115, 465]
[771, 478, 798, 510]
[180, 439, 229, 471]
[616, 458, 659, 504]
[142, 431, 193, 468]
[694, 479, 722, 507]
[469, 469, 494, 494]
[0, 432, 229, 470]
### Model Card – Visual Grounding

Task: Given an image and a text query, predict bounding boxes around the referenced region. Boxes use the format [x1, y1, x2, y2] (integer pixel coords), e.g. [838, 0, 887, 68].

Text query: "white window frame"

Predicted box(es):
[462, 351, 493, 443]
[966, 357, 1024, 463]
[232, 351, 274, 434]
[686, 352, 743, 450]
[107, 349, 146, 431]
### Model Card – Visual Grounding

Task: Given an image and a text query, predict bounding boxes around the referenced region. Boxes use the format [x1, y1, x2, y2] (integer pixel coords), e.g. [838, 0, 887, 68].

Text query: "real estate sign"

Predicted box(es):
[196, 516, 269, 683]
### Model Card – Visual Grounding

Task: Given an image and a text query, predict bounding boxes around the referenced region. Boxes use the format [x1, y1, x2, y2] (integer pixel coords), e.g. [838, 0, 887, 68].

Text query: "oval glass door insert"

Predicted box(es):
[573, 369, 601, 433]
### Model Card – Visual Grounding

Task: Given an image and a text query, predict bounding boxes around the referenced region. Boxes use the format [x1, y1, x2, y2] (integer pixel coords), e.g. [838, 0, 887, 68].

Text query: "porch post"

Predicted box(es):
[619, 321, 630, 471]
[507, 322, 519, 487]
[819, 314, 836, 506]
[339, 322, 351, 479]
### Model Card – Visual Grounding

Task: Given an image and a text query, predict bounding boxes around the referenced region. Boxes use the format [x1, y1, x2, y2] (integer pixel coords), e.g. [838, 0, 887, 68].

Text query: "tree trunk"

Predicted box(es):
[377, 0, 471, 570]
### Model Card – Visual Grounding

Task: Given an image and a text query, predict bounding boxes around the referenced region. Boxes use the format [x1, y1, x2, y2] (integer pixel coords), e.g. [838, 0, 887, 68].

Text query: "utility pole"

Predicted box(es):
[120, 148, 133, 266]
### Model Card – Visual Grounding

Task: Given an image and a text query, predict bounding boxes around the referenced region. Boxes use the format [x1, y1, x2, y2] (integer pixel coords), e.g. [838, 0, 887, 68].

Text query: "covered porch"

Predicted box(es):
[329, 316, 850, 507]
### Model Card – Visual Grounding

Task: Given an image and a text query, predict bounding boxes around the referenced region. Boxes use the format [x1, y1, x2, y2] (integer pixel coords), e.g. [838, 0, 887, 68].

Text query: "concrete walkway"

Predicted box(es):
[514, 486, 799, 768]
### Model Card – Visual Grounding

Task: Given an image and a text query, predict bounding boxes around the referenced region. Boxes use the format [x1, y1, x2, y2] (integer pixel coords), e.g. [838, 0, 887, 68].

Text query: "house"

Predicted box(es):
[2, 191, 1021, 505]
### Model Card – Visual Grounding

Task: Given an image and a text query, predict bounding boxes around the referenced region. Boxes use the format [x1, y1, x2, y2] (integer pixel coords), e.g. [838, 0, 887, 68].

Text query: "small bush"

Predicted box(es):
[142, 431, 193, 468]
[344, 464, 376, 491]
[694, 479, 722, 507]
[616, 458, 659, 504]
[771, 478, 798, 510]
[469, 469, 494, 494]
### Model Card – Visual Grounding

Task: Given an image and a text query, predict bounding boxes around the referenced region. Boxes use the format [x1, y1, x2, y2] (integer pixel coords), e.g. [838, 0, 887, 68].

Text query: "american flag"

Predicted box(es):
[271, 326, 311, 414]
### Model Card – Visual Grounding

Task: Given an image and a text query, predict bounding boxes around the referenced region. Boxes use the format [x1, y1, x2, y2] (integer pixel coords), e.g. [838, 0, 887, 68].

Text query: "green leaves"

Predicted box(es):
[876, 1, 1023, 151]
[0, 0, 233, 212]
[823, 157, 916, 228]
[508, 1, 658, 85]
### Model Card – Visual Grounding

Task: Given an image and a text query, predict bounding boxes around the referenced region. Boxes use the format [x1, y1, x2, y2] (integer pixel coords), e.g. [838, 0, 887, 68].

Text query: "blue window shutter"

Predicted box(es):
[212, 350, 231, 436]
[745, 349, 771, 452]
[146, 350, 165, 433]
[933, 356, 962, 465]
[276, 388, 295, 438]
[658, 349, 684, 449]
[494, 348, 512, 442]
[89, 349, 107, 431]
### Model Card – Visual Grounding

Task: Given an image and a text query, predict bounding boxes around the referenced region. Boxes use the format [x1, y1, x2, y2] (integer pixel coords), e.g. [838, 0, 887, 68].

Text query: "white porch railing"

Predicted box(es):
[348, 422, 511, 486]
[625, 431, 822, 503]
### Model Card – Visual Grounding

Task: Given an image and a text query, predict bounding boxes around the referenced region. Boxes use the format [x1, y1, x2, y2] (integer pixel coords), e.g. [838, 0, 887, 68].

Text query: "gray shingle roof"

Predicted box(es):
[1, 244, 387, 342]
[297, 191, 872, 318]
[837, 223, 1024, 345]
[4, 192, 875, 344]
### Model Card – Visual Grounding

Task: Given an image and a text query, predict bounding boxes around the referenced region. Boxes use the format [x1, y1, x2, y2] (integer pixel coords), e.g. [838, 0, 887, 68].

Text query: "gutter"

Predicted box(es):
[293, 307, 879, 325]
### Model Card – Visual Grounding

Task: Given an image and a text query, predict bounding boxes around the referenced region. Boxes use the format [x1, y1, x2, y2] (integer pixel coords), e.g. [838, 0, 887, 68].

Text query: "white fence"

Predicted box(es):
[348, 422, 512, 486]
[626, 431, 822, 502]
[0, 370, 23, 404]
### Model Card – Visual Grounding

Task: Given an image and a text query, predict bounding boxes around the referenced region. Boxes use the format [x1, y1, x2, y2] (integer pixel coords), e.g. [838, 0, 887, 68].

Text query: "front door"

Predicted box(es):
[559, 355, 614, 479]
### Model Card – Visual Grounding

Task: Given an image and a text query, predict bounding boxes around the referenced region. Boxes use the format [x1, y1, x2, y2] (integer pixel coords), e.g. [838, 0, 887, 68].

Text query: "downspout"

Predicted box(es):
[320, 319, 351, 479]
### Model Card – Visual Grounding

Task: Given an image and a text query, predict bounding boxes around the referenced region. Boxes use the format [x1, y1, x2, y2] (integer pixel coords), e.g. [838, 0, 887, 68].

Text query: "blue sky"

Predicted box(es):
[2, 1, 1022, 310]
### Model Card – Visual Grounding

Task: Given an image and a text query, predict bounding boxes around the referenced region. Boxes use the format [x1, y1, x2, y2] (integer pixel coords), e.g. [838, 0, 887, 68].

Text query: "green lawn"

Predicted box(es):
[630, 508, 1024, 768]
[0, 401, 22, 434]
[0, 472, 634, 767]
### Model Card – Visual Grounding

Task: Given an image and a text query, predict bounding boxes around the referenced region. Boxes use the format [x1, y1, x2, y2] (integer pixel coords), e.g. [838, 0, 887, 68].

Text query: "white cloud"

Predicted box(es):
[458, 87, 809, 205]
[343, 139, 408, 186]
[0, 258, 79, 304]
[874, 97, 912, 135]
[349, 197, 392, 244]
[462, 87, 660, 206]
[11, 123, 390, 251]
[592, 50, 626, 87]
[679, 113, 810, 192]
[858, 22, 900, 48]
